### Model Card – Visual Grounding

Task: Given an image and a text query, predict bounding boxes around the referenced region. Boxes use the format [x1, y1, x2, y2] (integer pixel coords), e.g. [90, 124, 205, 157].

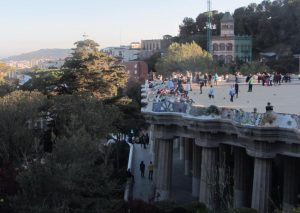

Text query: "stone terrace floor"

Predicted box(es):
[188, 82, 300, 115]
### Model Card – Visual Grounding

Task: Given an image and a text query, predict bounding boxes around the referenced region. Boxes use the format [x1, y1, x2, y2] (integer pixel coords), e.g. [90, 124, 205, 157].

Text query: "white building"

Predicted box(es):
[102, 46, 140, 62]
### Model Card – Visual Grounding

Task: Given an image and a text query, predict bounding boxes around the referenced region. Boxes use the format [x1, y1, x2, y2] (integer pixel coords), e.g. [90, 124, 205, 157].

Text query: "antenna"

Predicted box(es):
[207, 0, 212, 53]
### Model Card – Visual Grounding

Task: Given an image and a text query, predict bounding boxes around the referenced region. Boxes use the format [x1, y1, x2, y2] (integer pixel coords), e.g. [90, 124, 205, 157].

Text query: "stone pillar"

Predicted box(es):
[234, 147, 252, 208]
[199, 147, 219, 210]
[251, 158, 272, 213]
[173, 137, 180, 150]
[184, 138, 193, 176]
[179, 137, 185, 161]
[149, 124, 155, 155]
[152, 138, 159, 182]
[218, 144, 233, 209]
[155, 138, 173, 200]
[283, 156, 299, 211]
[192, 143, 202, 197]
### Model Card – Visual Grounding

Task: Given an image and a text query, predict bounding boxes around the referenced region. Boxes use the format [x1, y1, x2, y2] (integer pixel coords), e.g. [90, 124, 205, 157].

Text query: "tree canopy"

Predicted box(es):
[155, 42, 212, 77]
[61, 39, 128, 98]
[0, 62, 12, 83]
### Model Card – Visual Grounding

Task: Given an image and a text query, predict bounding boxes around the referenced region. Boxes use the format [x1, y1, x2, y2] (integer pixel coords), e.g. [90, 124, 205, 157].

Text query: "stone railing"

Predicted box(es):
[141, 81, 300, 131]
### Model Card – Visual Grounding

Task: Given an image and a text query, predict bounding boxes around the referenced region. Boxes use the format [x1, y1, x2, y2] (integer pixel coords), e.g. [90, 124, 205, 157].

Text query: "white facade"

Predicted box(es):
[102, 46, 140, 62]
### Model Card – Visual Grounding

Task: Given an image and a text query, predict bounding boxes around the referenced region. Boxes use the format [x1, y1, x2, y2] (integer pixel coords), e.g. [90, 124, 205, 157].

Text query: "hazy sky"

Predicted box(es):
[0, 0, 263, 57]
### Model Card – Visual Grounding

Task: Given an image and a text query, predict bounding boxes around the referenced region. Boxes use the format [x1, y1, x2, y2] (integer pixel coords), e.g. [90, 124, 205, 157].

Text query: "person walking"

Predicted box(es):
[148, 161, 154, 180]
[199, 79, 204, 94]
[229, 86, 235, 102]
[204, 73, 208, 86]
[235, 82, 239, 98]
[208, 85, 215, 99]
[248, 75, 253, 92]
[140, 161, 145, 178]
[213, 73, 219, 86]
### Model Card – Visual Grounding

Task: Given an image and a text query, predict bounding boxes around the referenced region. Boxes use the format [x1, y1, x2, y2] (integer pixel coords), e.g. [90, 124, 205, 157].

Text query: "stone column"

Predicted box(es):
[251, 157, 272, 213]
[155, 138, 173, 200]
[184, 138, 193, 176]
[179, 137, 185, 161]
[152, 138, 159, 182]
[149, 124, 155, 155]
[173, 137, 180, 150]
[283, 156, 299, 211]
[234, 147, 252, 208]
[192, 143, 202, 197]
[199, 147, 219, 210]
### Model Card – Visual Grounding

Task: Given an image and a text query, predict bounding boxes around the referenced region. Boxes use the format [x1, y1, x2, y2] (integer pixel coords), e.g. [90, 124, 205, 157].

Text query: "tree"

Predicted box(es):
[11, 127, 125, 212]
[179, 17, 197, 38]
[0, 62, 12, 83]
[61, 39, 128, 99]
[239, 61, 271, 75]
[0, 91, 46, 165]
[155, 42, 212, 77]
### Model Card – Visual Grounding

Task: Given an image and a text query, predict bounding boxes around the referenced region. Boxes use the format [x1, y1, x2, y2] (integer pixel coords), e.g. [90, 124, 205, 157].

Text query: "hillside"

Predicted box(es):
[5, 49, 72, 61]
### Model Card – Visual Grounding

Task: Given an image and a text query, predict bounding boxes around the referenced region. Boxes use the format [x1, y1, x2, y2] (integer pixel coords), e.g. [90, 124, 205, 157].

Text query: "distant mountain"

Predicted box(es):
[4, 49, 72, 61]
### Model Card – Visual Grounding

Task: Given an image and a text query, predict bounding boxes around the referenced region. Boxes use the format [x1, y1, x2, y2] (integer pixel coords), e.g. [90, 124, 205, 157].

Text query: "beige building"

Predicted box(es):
[212, 12, 252, 63]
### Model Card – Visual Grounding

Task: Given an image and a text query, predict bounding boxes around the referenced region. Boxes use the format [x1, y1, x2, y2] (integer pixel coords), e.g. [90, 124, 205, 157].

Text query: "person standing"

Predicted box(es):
[248, 75, 253, 92]
[213, 73, 219, 86]
[148, 161, 154, 180]
[199, 79, 204, 94]
[208, 85, 215, 99]
[235, 82, 239, 98]
[229, 86, 235, 102]
[204, 73, 208, 86]
[265, 102, 274, 112]
[140, 161, 145, 177]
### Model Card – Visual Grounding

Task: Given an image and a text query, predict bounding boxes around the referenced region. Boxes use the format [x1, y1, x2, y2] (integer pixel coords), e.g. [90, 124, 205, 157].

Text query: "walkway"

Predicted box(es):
[190, 83, 300, 114]
[132, 144, 153, 202]
[132, 143, 196, 203]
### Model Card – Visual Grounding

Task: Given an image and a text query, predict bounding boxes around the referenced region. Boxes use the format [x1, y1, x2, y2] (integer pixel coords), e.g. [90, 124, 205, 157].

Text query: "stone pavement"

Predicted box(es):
[189, 83, 300, 114]
[132, 143, 196, 203]
[132, 144, 153, 202]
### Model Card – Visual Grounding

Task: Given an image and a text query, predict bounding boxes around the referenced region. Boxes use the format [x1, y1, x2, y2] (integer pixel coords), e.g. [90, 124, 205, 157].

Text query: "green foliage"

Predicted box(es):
[0, 91, 46, 164]
[11, 128, 125, 212]
[156, 42, 212, 77]
[21, 69, 63, 93]
[0, 83, 16, 97]
[239, 61, 271, 75]
[233, 0, 300, 57]
[61, 39, 128, 98]
[48, 94, 121, 139]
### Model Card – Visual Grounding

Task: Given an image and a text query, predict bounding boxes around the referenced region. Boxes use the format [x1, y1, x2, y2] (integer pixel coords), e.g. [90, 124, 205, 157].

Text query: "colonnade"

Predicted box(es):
[149, 125, 300, 213]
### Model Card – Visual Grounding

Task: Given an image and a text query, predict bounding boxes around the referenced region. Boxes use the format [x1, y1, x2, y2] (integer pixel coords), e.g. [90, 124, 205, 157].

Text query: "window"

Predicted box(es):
[226, 55, 233, 63]
[213, 55, 219, 61]
[219, 55, 225, 62]
[220, 43, 225, 51]
[213, 44, 219, 51]
[227, 43, 233, 51]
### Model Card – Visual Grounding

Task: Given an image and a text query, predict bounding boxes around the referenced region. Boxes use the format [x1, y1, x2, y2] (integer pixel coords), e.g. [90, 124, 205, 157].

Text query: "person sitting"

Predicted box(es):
[265, 102, 274, 112]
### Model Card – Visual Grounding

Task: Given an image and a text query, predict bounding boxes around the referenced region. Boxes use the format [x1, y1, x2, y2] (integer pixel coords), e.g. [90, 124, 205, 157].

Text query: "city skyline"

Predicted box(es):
[0, 0, 262, 58]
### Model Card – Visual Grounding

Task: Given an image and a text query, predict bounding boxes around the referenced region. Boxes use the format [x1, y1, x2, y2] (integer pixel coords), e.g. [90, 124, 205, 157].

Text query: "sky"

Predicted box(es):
[0, 0, 263, 58]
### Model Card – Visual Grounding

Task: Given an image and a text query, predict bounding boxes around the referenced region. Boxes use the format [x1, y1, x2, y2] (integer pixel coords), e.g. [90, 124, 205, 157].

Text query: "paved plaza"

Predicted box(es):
[189, 82, 300, 115]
